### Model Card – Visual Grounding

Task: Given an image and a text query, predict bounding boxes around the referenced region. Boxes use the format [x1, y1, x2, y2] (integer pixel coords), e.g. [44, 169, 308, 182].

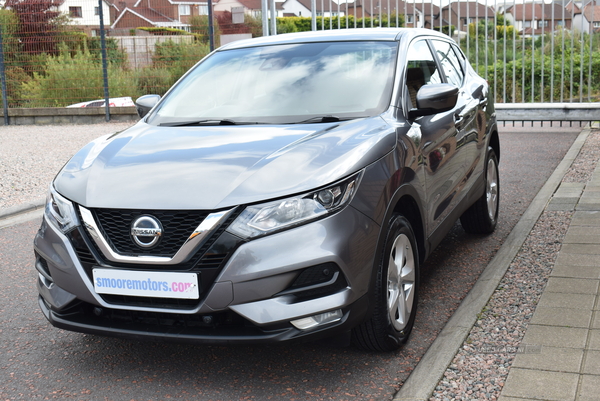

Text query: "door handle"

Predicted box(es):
[454, 112, 464, 129]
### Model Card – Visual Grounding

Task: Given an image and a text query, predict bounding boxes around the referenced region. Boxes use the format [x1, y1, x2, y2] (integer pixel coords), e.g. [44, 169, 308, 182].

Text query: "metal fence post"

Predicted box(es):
[311, 0, 317, 31]
[98, 0, 110, 122]
[270, 0, 277, 35]
[208, 0, 215, 51]
[261, 0, 269, 36]
[0, 21, 9, 125]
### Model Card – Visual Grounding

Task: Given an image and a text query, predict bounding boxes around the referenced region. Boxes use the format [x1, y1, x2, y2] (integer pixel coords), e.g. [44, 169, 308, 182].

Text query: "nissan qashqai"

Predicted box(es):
[34, 28, 499, 351]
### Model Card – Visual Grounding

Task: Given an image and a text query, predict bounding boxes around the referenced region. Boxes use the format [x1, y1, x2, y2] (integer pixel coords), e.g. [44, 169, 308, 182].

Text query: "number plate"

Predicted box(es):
[93, 268, 199, 299]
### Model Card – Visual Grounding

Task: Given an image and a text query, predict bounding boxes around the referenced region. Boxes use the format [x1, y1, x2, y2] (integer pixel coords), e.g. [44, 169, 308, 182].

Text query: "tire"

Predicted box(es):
[460, 147, 499, 234]
[352, 215, 419, 352]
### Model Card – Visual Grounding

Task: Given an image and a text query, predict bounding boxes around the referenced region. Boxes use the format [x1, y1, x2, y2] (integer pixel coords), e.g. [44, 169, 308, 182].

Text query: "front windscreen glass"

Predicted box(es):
[147, 41, 398, 126]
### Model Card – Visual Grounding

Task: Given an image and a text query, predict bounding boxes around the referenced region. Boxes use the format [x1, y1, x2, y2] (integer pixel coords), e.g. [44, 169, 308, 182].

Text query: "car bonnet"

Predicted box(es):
[54, 117, 396, 210]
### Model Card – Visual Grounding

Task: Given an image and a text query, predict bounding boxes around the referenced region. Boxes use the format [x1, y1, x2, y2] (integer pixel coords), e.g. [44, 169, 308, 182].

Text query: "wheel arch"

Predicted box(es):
[364, 183, 427, 319]
[488, 129, 500, 162]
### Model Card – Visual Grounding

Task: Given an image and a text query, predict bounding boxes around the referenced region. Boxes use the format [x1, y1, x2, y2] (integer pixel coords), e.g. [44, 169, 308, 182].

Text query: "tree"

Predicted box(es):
[3, 0, 65, 54]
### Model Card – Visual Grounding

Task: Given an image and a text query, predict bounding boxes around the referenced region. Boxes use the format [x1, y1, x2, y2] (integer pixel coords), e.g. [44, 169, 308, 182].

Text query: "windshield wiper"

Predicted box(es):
[291, 115, 361, 124]
[159, 119, 255, 127]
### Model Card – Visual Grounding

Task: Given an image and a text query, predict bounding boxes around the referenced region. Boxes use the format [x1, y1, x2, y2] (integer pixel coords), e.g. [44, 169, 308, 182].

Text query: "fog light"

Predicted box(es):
[290, 309, 343, 330]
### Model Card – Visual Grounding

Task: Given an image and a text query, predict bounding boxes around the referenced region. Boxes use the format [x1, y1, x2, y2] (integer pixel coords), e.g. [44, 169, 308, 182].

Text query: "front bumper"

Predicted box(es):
[34, 204, 380, 344]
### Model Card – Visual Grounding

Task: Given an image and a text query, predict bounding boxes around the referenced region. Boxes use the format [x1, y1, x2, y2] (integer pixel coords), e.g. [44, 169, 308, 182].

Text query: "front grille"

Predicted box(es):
[56, 301, 281, 338]
[66, 210, 243, 310]
[101, 294, 200, 309]
[92, 209, 210, 256]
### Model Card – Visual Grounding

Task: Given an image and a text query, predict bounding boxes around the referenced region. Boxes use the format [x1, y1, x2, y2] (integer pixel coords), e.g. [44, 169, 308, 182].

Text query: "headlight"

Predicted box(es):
[227, 172, 361, 239]
[45, 185, 78, 233]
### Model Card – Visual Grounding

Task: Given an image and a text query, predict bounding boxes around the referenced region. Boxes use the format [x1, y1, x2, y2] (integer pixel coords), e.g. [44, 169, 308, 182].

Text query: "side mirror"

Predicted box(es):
[409, 84, 459, 119]
[135, 94, 161, 118]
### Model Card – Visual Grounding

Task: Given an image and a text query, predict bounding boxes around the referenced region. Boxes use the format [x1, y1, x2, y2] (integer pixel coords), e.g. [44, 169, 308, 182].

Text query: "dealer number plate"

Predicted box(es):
[93, 268, 199, 299]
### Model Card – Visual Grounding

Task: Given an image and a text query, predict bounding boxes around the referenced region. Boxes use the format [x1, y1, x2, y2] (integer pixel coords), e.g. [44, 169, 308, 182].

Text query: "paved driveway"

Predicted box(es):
[0, 123, 583, 400]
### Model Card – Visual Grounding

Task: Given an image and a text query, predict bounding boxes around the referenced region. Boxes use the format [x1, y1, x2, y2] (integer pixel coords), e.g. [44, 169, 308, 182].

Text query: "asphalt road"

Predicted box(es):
[0, 123, 582, 401]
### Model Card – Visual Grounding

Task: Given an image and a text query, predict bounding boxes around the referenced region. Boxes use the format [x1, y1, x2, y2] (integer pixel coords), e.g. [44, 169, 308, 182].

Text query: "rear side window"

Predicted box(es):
[431, 40, 464, 88]
[405, 40, 442, 109]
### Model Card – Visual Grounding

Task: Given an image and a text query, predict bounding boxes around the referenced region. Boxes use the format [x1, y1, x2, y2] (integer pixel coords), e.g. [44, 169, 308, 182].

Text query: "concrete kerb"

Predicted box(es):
[0, 197, 45, 220]
[394, 126, 592, 401]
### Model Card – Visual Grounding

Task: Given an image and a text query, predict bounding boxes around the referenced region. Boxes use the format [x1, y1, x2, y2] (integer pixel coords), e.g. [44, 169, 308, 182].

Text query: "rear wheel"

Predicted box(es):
[460, 148, 499, 234]
[352, 215, 419, 352]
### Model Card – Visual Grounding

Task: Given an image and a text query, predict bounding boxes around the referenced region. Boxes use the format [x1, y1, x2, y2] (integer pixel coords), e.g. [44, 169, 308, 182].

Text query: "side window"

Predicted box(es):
[405, 40, 442, 109]
[431, 40, 464, 88]
[452, 44, 468, 71]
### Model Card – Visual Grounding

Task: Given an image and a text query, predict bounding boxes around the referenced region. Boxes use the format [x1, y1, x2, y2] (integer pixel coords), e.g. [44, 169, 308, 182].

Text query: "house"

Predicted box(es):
[414, 2, 441, 29]
[281, 0, 344, 17]
[111, 0, 209, 31]
[571, 0, 600, 33]
[214, 0, 284, 18]
[33, 0, 113, 36]
[504, 2, 572, 37]
[340, 0, 429, 27]
[440, 1, 496, 33]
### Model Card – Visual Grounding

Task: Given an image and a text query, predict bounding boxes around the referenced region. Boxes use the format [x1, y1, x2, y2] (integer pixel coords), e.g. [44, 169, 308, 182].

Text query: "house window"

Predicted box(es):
[524, 20, 531, 28]
[179, 5, 191, 16]
[538, 20, 548, 28]
[197, 5, 208, 15]
[94, 6, 99, 16]
[69, 6, 82, 18]
[594, 21, 600, 28]
[407, 15, 414, 23]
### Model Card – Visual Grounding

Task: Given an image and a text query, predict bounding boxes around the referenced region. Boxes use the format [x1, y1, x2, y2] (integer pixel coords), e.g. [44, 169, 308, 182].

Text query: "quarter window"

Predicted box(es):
[431, 40, 464, 88]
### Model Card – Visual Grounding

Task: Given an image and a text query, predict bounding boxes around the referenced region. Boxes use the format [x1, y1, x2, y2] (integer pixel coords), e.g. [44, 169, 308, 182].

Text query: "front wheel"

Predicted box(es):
[352, 215, 419, 352]
[460, 148, 499, 234]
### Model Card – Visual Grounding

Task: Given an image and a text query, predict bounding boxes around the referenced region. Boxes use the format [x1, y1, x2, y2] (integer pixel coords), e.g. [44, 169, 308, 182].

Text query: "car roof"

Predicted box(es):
[217, 28, 449, 51]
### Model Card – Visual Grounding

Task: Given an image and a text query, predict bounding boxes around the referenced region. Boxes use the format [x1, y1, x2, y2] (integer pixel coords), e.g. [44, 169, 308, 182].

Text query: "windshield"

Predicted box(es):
[147, 41, 398, 125]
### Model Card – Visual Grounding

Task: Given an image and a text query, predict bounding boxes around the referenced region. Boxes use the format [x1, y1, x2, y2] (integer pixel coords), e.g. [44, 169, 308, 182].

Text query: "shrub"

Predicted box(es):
[152, 40, 210, 82]
[133, 67, 174, 97]
[20, 45, 140, 107]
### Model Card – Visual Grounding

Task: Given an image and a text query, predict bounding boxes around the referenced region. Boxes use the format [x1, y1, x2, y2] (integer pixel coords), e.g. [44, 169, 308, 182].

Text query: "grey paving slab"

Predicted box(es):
[582, 350, 600, 375]
[529, 306, 593, 328]
[558, 243, 600, 255]
[544, 277, 600, 294]
[593, 312, 600, 330]
[537, 292, 596, 310]
[588, 330, 600, 350]
[571, 211, 600, 226]
[511, 346, 584, 373]
[501, 368, 578, 401]
[547, 203, 577, 211]
[551, 196, 582, 202]
[551, 263, 600, 279]
[554, 253, 600, 268]
[557, 183, 586, 189]
[576, 204, 600, 211]
[521, 325, 588, 349]
[563, 227, 600, 244]
[577, 374, 600, 401]
[579, 196, 600, 204]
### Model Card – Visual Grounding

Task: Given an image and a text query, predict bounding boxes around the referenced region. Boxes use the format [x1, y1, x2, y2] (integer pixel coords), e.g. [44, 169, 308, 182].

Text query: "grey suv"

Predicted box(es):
[34, 28, 499, 351]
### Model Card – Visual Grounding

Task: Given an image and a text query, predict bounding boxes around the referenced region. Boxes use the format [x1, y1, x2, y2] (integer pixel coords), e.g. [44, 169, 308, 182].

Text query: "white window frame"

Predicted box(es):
[179, 5, 191, 16]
